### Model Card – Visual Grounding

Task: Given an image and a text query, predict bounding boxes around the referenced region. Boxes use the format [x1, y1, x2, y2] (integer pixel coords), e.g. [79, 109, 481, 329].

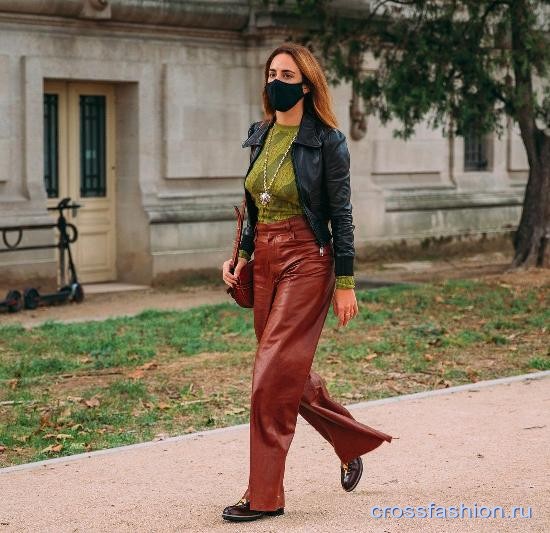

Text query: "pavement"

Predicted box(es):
[2, 370, 549, 532]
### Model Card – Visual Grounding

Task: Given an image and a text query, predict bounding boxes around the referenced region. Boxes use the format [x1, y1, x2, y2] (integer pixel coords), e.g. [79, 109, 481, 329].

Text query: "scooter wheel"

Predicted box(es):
[72, 283, 85, 303]
[6, 290, 23, 313]
[23, 287, 40, 310]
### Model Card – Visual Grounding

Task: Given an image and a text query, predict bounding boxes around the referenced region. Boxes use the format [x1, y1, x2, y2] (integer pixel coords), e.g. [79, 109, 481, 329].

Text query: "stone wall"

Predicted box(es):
[0, 2, 529, 289]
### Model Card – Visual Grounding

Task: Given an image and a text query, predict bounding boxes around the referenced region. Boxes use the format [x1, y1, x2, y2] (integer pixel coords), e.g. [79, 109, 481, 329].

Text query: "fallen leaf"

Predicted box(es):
[41, 443, 63, 453]
[127, 369, 145, 379]
[39, 411, 53, 429]
[140, 362, 158, 371]
[428, 338, 443, 346]
[386, 383, 403, 394]
[224, 407, 246, 415]
[60, 407, 73, 419]
[67, 396, 83, 403]
[84, 396, 101, 408]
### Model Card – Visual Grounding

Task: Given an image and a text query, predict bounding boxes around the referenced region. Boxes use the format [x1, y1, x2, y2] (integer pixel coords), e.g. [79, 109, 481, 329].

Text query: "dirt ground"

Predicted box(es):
[1, 250, 547, 328]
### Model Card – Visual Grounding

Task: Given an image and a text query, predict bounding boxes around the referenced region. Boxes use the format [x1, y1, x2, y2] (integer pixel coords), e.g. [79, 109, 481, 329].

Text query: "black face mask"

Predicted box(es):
[266, 78, 306, 112]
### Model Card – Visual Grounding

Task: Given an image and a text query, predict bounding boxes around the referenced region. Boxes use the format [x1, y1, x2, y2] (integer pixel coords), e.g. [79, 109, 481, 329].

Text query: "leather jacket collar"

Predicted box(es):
[242, 109, 323, 149]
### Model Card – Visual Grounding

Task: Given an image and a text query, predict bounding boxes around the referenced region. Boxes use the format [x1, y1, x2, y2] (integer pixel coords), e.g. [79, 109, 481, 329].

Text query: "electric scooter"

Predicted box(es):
[23, 198, 85, 309]
[0, 290, 23, 313]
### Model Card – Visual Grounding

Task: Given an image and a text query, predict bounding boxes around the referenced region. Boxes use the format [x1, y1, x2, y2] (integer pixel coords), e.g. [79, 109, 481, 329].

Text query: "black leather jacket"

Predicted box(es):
[240, 108, 356, 277]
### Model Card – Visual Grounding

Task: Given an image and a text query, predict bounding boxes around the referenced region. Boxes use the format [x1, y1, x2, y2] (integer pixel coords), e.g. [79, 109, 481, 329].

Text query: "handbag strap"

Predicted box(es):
[230, 194, 247, 272]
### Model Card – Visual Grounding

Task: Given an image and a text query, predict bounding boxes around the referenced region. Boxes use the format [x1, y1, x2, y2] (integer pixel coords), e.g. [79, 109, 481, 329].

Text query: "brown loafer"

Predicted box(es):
[222, 498, 284, 522]
[341, 456, 363, 491]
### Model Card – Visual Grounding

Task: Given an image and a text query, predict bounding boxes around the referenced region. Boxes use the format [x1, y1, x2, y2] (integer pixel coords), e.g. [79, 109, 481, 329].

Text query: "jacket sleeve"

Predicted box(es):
[238, 122, 259, 257]
[322, 128, 356, 277]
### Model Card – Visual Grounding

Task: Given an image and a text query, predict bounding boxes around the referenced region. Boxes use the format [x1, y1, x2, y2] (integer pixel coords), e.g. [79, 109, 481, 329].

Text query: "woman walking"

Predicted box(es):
[221, 42, 393, 522]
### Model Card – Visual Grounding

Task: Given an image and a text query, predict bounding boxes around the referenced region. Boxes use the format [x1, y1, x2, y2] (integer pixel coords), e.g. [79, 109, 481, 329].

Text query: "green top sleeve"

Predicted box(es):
[238, 249, 251, 261]
[335, 275, 355, 289]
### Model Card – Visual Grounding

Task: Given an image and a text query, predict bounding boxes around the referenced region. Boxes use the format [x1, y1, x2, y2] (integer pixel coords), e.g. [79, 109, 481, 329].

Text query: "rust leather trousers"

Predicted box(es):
[240, 215, 393, 511]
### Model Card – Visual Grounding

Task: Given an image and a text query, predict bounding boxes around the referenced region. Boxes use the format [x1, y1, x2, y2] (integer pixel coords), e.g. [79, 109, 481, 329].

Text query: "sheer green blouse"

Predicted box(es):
[238, 122, 355, 290]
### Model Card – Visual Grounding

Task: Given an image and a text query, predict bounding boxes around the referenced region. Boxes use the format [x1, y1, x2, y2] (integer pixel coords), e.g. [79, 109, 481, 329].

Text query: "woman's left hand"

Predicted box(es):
[332, 288, 359, 327]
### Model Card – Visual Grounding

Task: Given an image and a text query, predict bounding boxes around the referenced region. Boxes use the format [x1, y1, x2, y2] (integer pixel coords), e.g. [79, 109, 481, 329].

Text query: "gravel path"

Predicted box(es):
[2, 371, 549, 532]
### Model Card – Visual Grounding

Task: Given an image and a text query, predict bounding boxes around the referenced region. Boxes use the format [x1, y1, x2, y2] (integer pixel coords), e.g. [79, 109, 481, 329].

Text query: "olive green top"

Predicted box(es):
[238, 122, 355, 290]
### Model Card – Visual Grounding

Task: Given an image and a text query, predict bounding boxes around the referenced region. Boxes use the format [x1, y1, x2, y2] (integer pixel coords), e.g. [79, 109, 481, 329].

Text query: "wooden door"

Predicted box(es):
[43, 81, 117, 283]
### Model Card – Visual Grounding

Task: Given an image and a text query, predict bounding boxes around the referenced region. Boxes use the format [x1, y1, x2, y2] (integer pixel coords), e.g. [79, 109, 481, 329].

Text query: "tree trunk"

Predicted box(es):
[511, 128, 550, 268]
[509, 0, 550, 268]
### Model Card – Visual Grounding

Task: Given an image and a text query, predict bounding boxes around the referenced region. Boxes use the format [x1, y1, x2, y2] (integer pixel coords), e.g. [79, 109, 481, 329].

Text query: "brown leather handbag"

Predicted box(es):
[226, 196, 254, 308]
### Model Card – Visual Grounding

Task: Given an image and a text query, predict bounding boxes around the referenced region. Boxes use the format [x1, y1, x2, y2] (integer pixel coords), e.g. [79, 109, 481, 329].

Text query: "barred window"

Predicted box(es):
[464, 125, 490, 171]
[80, 95, 106, 197]
[43, 93, 59, 198]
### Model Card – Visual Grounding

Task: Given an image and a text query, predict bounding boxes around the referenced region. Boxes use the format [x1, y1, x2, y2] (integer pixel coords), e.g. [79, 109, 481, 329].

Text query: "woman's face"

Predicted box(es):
[267, 53, 310, 94]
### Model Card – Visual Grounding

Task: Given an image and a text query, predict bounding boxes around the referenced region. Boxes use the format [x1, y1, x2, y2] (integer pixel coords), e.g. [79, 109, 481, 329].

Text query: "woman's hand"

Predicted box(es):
[222, 257, 249, 288]
[332, 288, 359, 327]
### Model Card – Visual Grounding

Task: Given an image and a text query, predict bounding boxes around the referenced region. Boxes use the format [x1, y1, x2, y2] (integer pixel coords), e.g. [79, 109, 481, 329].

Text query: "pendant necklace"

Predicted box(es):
[260, 126, 298, 206]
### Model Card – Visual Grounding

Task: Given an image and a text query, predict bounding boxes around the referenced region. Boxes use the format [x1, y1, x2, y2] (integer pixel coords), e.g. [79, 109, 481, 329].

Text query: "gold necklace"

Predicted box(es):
[260, 127, 298, 206]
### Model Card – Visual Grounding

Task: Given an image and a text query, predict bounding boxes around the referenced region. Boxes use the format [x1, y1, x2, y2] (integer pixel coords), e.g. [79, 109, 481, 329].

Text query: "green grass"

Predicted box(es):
[0, 277, 548, 468]
[0, 305, 257, 380]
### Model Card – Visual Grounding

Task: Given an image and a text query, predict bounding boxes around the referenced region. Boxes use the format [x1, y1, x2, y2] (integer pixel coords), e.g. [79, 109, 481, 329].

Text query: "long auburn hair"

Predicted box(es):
[260, 43, 338, 129]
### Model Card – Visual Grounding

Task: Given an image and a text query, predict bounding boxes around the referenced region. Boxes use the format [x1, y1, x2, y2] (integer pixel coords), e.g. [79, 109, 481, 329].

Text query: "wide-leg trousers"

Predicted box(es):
[240, 214, 393, 512]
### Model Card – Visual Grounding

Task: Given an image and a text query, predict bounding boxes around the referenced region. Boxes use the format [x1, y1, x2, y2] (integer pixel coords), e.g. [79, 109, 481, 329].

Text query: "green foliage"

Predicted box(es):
[266, 0, 549, 140]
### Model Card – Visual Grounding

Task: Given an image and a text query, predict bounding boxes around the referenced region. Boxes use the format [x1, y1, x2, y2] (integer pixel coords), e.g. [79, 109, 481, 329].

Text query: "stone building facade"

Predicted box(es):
[0, 1, 529, 290]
